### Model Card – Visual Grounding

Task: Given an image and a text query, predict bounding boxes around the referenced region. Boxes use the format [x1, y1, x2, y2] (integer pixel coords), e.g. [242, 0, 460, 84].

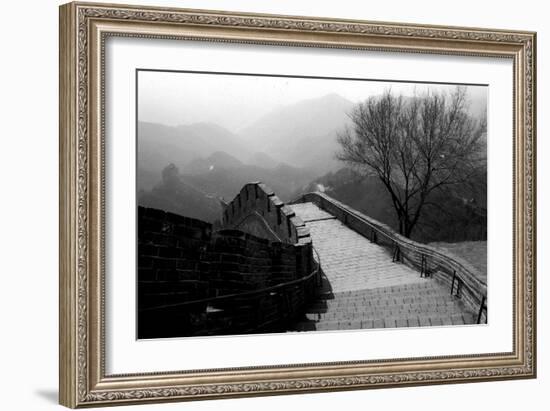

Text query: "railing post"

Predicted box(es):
[477, 296, 486, 324]
[450, 270, 456, 295]
[392, 242, 400, 262]
[455, 279, 462, 298]
[420, 254, 426, 277]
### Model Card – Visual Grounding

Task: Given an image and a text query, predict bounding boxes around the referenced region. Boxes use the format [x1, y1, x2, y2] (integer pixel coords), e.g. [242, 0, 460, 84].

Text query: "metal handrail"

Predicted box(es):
[312, 246, 321, 268]
[312, 246, 323, 287]
[140, 255, 321, 313]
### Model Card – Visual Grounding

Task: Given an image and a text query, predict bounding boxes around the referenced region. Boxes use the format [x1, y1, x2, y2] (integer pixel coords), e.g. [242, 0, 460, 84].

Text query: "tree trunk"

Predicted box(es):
[402, 217, 415, 239]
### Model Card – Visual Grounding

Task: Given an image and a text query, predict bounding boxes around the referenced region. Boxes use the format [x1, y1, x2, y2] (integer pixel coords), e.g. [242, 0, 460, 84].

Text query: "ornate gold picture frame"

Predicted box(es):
[59, 2, 536, 408]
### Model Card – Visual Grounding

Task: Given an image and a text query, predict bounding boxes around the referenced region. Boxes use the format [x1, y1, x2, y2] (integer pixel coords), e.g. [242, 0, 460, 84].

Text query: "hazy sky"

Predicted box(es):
[138, 70, 487, 132]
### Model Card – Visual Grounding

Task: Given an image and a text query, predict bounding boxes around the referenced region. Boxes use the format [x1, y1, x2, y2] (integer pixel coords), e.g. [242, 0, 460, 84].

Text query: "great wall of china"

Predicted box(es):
[138, 182, 487, 338]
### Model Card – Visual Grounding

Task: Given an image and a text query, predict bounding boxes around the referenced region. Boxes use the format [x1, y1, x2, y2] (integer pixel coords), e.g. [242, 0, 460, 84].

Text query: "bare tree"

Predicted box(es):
[336, 87, 486, 238]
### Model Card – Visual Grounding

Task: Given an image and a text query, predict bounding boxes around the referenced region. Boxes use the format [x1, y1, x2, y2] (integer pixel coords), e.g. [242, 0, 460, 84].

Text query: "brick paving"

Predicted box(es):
[291, 202, 427, 293]
[289, 202, 476, 331]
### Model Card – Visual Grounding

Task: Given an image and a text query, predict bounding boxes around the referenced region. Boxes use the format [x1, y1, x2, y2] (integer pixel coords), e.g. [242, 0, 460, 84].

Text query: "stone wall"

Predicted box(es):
[138, 207, 212, 310]
[137, 206, 318, 338]
[221, 183, 311, 245]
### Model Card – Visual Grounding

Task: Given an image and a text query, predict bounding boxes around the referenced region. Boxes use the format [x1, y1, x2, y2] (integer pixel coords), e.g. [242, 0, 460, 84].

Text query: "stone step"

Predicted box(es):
[316, 294, 456, 307]
[329, 281, 453, 299]
[294, 313, 476, 332]
[305, 305, 466, 319]
[305, 306, 464, 321]
[307, 299, 466, 313]
[294, 275, 476, 330]
[307, 295, 463, 311]
[307, 303, 464, 317]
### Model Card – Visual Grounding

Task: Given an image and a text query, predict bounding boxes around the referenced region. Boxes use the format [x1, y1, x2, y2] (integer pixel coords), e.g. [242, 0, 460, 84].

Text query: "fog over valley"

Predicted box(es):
[138, 71, 487, 242]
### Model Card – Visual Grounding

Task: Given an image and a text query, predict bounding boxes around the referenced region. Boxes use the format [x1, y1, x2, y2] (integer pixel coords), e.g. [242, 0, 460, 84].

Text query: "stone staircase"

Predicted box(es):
[294, 278, 476, 331]
[286, 200, 479, 332]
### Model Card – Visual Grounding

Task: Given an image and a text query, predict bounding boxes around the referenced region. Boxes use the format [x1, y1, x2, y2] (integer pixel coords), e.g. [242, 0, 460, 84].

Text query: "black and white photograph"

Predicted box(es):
[136, 70, 488, 339]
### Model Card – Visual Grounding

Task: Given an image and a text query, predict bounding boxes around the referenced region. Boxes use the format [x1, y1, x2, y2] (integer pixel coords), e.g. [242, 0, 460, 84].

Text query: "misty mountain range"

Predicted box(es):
[237, 93, 354, 173]
[138, 93, 353, 221]
[137, 91, 487, 242]
[138, 93, 353, 189]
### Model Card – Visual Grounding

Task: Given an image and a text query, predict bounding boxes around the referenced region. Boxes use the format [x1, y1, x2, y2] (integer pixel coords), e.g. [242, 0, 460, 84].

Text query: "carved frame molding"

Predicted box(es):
[59, 2, 536, 408]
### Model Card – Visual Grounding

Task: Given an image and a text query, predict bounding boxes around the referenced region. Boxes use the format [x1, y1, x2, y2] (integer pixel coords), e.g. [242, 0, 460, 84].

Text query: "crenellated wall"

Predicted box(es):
[221, 182, 311, 245]
[137, 205, 318, 339]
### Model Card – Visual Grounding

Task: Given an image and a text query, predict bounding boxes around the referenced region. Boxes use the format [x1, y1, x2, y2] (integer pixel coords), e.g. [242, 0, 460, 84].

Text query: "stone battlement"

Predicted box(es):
[221, 182, 311, 245]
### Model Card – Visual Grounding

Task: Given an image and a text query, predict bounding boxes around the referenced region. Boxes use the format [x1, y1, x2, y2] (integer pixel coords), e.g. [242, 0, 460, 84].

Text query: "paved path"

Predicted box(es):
[289, 202, 476, 331]
[291, 202, 426, 293]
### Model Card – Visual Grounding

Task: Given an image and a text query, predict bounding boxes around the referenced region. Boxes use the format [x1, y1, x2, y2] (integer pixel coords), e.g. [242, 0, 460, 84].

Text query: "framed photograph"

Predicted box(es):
[59, 1, 536, 408]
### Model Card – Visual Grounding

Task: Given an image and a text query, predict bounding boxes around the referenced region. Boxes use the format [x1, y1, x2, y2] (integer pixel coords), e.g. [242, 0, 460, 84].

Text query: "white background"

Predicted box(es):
[0, 0, 546, 410]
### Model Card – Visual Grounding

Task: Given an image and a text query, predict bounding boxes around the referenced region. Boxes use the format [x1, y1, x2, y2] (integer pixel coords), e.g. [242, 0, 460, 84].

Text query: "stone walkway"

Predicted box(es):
[289, 202, 476, 331]
[290, 202, 426, 293]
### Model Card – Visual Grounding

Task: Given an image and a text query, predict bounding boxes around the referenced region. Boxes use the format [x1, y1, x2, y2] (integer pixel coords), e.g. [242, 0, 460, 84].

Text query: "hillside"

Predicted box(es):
[138, 164, 222, 223]
[182, 151, 245, 175]
[138, 152, 317, 222]
[238, 93, 354, 174]
[180, 152, 316, 202]
[246, 151, 279, 169]
[294, 167, 487, 243]
[137, 121, 252, 190]
[295, 167, 397, 228]
[428, 241, 487, 281]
